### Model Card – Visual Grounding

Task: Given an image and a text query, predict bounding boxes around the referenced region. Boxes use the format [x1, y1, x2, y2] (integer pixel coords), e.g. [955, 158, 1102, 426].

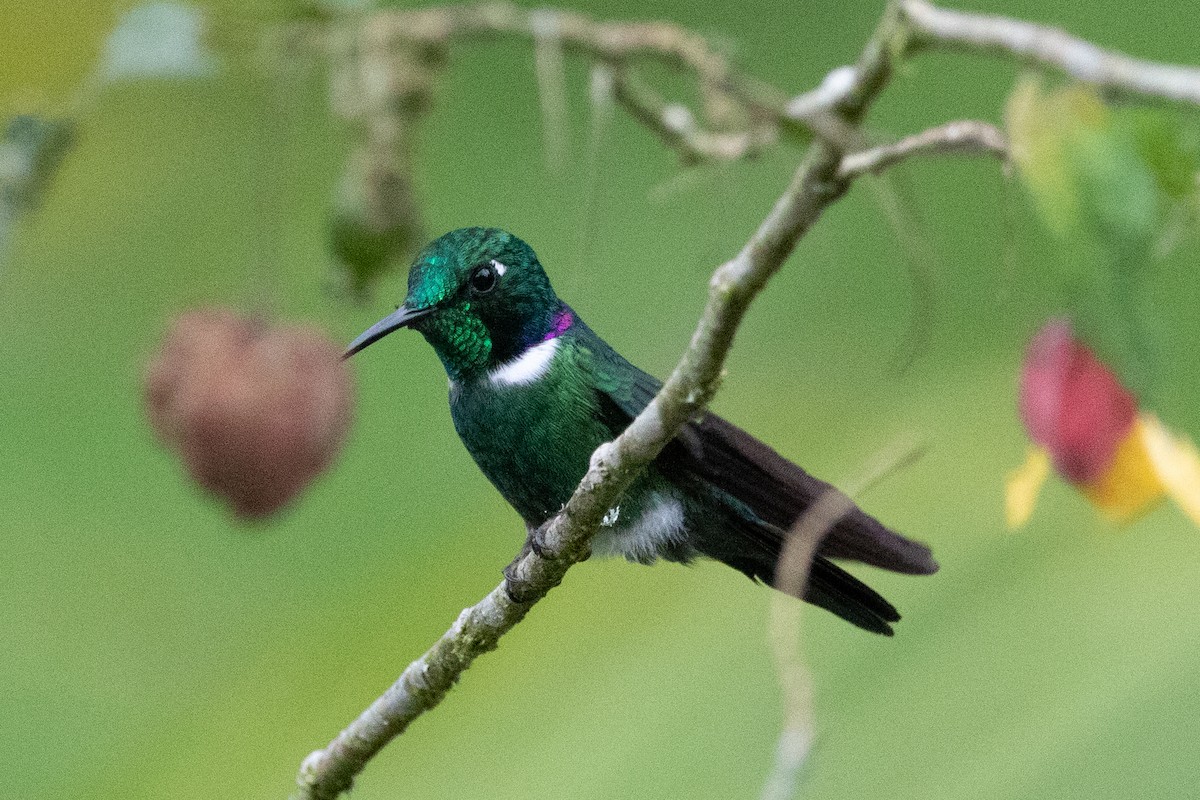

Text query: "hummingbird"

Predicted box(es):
[347, 227, 937, 635]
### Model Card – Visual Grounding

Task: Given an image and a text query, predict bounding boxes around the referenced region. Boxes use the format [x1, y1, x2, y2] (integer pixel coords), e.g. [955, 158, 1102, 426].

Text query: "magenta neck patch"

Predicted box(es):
[543, 308, 574, 341]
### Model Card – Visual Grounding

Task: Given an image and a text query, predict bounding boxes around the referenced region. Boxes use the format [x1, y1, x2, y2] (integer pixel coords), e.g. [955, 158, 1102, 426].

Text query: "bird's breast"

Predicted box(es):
[449, 344, 612, 524]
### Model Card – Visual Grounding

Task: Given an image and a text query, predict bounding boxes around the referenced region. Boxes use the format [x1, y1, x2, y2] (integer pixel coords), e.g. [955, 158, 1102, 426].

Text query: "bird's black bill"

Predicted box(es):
[344, 305, 432, 359]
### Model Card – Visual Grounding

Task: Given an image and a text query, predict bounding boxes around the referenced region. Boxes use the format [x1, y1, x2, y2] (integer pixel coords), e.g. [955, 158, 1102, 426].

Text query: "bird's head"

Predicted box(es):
[345, 228, 566, 381]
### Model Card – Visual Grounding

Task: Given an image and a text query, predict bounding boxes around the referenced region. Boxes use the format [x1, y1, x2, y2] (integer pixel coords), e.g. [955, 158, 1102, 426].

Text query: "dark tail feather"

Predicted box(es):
[717, 548, 900, 636]
[674, 414, 938, 576]
[819, 504, 939, 576]
[803, 556, 899, 636]
[696, 511, 902, 635]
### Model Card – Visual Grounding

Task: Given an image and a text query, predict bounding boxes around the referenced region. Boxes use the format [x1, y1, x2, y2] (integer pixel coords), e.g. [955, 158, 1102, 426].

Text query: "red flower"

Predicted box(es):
[1008, 319, 1200, 527]
[1018, 319, 1137, 484]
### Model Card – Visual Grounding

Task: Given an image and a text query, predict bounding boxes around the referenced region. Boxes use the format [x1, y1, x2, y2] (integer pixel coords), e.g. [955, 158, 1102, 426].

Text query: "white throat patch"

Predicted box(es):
[487, 337, 559, 386]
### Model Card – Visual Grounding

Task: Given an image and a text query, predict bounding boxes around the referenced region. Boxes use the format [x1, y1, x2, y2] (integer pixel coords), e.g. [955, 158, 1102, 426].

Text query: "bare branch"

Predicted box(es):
[365, 2, 730, 75]
[900, 0, 1200, 106]
[611, 70, 777, 164]
[351, 4, 855, 151]
[838, 119, 1009, 179]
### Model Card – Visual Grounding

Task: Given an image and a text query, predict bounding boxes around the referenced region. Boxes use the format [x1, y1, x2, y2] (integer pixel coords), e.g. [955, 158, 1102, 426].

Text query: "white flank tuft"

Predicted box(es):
[592, 493, 686, 563]
[487, 337, 559, 386]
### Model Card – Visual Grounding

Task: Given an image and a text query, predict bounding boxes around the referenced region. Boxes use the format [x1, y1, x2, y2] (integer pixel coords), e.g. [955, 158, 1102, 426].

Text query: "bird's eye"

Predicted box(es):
[469, 263, 497, 294]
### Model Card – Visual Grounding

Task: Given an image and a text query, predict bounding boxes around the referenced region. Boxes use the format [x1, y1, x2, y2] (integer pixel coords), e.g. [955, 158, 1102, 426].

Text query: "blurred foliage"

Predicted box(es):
[1, 2, 1199, 800]
[327, 147, 424, 300]
[1, 115, 77, 214]
[1006, 77, 1200, 396]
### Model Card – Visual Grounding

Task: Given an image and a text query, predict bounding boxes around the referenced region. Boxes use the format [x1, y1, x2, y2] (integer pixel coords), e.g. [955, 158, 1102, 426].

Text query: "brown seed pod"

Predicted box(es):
[145, 308, 354, 519]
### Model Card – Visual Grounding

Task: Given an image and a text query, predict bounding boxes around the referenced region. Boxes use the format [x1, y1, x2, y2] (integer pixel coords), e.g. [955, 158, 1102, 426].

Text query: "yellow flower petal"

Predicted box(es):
[1082, 417, 1166, 523]
[1139, 413, 1200, 526]
[1006, 447, 1051, 528]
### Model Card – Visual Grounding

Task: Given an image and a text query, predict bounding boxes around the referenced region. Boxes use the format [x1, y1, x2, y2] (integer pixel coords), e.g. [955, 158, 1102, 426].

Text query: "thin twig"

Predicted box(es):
[837, 118, 1005, 375]
[531, 9, 569, 172]
[760, 537, 820, 800]
[900, 0, 1200, 106]
[760, 437, 924, 800]
[838, 120, 1009, 179]
[611, 70, 777, 164]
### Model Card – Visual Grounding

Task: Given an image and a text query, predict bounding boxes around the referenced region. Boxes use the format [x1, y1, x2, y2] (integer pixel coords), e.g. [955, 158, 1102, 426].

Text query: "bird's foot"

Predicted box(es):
[502, 557, 536, 604]
[502, 534, 537, 604]
[527, 525, 556, 560]
[501, 523, 590, 604]
[525, 522, 592, 561]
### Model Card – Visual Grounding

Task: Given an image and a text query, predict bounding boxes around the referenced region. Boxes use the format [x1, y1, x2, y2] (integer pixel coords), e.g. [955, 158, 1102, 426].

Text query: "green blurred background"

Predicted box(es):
[3, 1, 1199, 798]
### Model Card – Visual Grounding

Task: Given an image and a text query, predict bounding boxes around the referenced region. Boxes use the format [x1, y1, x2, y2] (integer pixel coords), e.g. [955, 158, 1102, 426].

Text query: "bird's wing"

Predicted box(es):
[576, 320, 938, 577]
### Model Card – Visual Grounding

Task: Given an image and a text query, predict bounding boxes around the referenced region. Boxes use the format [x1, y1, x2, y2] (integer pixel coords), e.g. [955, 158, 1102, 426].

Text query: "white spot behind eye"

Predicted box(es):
[490, 259, 507, 276]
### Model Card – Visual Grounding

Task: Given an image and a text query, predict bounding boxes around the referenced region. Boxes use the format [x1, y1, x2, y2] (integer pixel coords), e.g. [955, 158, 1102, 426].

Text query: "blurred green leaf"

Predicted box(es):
[1123, 107, 1200, 201]
[1, 115, 76, 214]
[1072, 124, 1159, 262]
[1006, 77, 1200, 267]
[1005, 78, 1104, 236]
[328, 149, 422, 301]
